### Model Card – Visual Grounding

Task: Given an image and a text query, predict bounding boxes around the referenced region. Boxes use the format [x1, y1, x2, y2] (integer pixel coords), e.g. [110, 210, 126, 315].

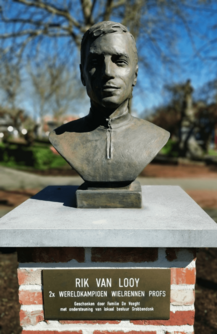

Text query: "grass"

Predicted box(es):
[161, 140, 217, 158]
[0, 142, 67, 170]
[208, 149, 217, 157]
[160, 139, 179, 157]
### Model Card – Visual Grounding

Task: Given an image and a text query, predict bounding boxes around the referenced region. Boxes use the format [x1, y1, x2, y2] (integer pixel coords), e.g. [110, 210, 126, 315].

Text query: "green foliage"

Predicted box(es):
[0, 142, 66, 170]
[208, 149, 217, 157]
[160, 139, 179, 157]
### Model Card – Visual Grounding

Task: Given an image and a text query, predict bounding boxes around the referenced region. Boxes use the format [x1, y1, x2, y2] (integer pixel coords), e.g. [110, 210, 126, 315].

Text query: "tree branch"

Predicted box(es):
[111, 0, 126, 9]
[103, 0, 113, 21]
[13, 0, 81, 28]
[80, 0, 93, 27]
[0, 29, 69, 39]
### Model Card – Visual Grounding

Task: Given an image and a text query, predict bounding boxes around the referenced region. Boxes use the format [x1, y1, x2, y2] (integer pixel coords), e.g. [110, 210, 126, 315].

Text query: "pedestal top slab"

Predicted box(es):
[1, 185, 217, 247]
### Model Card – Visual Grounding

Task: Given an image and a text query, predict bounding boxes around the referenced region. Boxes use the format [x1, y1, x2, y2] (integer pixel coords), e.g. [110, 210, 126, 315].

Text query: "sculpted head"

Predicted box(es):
[80, 21, 138, 111]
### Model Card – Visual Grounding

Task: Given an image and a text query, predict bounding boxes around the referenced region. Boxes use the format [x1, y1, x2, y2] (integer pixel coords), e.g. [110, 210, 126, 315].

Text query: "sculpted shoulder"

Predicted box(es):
[49, 116, 89, 148]
[129, 116, 170, 146]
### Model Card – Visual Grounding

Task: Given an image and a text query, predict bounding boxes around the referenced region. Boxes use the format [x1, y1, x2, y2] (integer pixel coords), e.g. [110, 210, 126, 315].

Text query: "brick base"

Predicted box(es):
[18, 247, 196, 334]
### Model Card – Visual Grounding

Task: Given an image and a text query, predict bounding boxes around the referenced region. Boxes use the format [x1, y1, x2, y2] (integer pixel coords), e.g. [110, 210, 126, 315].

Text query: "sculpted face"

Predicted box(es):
[49, 23, 170, 193]
[80, 33, 138, 110]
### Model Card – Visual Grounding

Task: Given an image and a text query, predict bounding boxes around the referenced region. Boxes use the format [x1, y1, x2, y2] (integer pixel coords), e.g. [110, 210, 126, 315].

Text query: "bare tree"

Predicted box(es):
[0, 58, 21, 109]
[0, 0, 215, 73]
[28, 58, 86, 121]
[196, 103, 217, 153]
[0, 0, 216, 124]
[0, 57, 26, 137]
[151, 80, 217, 157]
[197, 79, 217, 105]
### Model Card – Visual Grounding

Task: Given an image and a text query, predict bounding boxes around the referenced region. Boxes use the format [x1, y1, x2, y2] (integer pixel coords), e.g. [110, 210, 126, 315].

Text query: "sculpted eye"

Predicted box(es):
[117, 59, 127, 65]
[88, 55, 101, 67]
[112, 55, 128, 65]
[91, 58, 98, 65]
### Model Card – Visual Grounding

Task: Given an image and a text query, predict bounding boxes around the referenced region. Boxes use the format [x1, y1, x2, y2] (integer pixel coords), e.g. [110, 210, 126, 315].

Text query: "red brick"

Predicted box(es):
[18, 269, 41, 285]
[91, 248, 158, 262]
[130, 310, 195, 326]
[165, 331, 194, 334]
[170, 289, 195, 305]
[19, 290, 43, 305]
[171, 268, 196, 285]
[60, 320, 120, 324]
[20, 309, 44, 326]
[17, 247, 85, 263]
[18, 269, 30, 285]
[22, 329, 82, 334]
[94, 332, 156, 334]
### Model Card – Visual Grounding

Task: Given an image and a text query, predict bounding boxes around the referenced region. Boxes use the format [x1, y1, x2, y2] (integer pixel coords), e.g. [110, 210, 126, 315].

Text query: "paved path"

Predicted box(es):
[0, 167, 82, 190]
[1, 166, 217, 191]
[139, 178, 217, 190]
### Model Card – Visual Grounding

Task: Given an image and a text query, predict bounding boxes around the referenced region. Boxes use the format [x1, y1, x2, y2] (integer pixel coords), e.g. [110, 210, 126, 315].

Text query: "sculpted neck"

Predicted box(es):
[90, 99, 129, 120]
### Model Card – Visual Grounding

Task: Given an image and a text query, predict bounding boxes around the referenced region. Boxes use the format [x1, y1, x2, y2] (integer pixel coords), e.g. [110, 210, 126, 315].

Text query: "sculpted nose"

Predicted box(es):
[103, 56, 114, 79]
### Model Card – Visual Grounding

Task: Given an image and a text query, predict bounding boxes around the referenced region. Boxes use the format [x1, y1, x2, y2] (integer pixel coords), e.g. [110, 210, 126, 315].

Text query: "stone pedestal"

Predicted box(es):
[1, 185, 217, 333]
[76, 180, 142, 208]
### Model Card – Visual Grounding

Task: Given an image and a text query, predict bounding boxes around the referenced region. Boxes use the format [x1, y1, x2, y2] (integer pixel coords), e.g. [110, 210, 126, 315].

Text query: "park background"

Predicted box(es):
[0, 0, 217, 333]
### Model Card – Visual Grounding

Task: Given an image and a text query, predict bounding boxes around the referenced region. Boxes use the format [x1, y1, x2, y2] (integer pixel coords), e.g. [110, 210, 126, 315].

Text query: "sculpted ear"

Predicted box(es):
[132, 64, 138, 87]
[80, 64, 86, 86]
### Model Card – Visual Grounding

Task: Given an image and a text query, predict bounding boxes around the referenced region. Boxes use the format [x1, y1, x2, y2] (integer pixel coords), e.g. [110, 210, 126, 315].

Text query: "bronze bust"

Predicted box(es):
[49, 21, 170, 207]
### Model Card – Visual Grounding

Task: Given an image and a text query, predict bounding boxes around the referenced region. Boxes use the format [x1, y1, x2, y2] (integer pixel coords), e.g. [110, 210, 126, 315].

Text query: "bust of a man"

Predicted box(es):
[49, 21, 169, 185]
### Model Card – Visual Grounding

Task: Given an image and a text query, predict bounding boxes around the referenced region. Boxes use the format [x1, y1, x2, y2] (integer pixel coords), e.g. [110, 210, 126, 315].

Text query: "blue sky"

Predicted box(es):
[131, 0, 217, 116]
[1, 1, 217, 119]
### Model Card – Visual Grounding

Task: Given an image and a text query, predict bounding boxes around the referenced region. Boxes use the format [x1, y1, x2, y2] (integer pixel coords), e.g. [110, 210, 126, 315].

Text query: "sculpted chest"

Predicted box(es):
[49, 117, 169, 183]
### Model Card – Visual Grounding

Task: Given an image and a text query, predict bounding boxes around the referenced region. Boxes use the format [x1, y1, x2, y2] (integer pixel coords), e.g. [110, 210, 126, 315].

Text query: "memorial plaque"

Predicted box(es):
[43, 269, 170, 320]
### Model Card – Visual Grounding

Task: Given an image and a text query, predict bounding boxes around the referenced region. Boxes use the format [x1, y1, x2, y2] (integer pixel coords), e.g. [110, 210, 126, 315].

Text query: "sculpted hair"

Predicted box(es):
[81, 21, 138, 66]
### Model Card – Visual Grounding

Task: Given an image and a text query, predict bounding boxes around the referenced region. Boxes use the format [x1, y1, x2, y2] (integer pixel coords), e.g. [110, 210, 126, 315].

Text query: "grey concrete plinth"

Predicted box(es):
[76, 180, 142, 208]
[1, 185, 217, 248]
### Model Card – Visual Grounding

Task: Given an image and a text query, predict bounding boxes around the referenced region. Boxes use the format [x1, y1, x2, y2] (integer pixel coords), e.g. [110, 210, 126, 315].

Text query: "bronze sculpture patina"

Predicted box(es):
[49, 21, 170, 208]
